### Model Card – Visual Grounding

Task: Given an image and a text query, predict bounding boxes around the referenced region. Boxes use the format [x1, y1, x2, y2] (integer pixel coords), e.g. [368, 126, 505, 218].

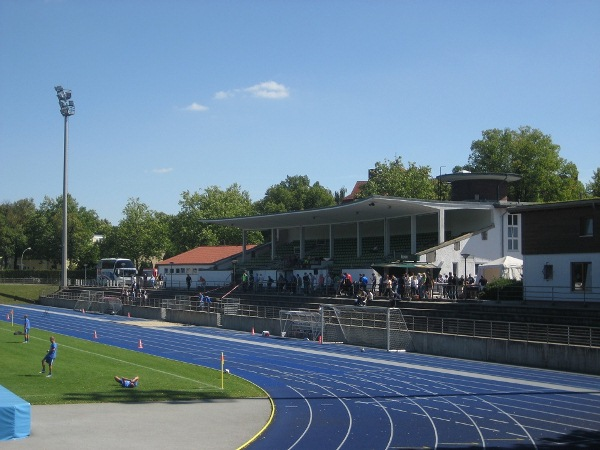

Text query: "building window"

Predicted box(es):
[580, 217, 593, 237]
[543, 264, 553, 281]
[571, 262, 590, 291]
[507, 214, 519, 251]
[454, 242, 461, 251]
[481, 231, 488, 241]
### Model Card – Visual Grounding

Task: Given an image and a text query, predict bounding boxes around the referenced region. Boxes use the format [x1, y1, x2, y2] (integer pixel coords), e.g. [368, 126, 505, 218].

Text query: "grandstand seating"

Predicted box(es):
[235, 232, 443, 271]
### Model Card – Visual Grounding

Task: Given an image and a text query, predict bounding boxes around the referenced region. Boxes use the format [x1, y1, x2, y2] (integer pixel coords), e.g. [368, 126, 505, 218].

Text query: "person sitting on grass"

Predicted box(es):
[115, 375, 139, 388]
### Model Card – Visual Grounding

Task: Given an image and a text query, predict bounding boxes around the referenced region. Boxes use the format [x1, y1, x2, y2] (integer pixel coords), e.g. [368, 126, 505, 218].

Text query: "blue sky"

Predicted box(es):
[1, 0, 599, 225]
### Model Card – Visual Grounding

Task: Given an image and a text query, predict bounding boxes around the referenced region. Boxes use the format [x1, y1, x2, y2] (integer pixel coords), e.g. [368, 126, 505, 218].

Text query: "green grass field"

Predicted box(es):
[0, 285, 266, 405]
[0, 284, 58, 304]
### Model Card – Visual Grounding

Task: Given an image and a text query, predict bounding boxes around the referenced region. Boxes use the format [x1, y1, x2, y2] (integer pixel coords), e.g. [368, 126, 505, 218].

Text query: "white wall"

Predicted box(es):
[523, 253, 600, 302]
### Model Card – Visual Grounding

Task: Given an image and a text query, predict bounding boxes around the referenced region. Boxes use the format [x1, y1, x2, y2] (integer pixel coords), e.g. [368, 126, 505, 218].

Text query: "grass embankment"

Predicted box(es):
[0, 283, 58, 304]
[0, 285, 266, 405]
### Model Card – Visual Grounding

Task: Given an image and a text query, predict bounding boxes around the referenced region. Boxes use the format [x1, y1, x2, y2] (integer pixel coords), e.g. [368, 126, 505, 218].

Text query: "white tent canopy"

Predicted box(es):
[477, 256, 523, 282]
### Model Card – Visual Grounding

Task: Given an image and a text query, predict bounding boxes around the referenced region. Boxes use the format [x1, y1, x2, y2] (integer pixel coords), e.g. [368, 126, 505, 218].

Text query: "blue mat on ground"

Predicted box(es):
[0, 385, 30, 441]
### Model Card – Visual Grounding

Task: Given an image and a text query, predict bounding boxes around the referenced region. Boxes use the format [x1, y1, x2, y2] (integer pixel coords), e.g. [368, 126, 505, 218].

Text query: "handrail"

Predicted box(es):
[41, 290, 599, 348]
[403, 315, 600, 348]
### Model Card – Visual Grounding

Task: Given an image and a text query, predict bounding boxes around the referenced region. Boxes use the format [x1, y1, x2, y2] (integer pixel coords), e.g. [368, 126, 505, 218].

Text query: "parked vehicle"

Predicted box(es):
[97, 258, 137, 286]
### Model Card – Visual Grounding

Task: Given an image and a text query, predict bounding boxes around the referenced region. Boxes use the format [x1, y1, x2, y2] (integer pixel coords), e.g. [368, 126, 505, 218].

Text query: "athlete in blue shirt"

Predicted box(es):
[23, 315, 30, 343]
[40, 336, 57, 377]
[115, 375, 139, 388]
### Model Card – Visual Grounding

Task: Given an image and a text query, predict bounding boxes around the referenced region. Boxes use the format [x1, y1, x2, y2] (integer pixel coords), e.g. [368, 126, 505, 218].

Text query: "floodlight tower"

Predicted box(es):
[55, 86, 75, 288]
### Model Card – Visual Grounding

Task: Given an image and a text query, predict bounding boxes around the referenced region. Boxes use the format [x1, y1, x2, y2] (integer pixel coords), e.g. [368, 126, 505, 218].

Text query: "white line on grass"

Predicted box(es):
[0, 326, 219, 390]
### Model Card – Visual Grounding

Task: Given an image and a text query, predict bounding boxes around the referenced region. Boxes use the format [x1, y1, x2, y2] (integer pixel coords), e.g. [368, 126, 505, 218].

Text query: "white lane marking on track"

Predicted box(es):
[287, 385, 313, 450]
[294, 381, 353, 450]
[431, 378, 539, 449]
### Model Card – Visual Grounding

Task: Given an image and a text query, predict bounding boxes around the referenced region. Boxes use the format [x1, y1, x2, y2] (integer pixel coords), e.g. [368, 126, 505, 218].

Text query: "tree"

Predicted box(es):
[334, 187, 347, 205]
[26, 195, 105, 269]
[357, 157, 440, 199]
[101, 198, 169, 267]
[0, 199, 36, 269]
[170, 184, 262, 255]
[464, 126, 585, 202]
[256, 175, 335, 214]
[586, 168, 600, 197]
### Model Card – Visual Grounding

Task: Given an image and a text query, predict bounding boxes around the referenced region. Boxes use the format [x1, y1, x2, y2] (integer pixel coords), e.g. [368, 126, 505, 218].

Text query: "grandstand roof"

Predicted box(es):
[159, 245, 256, 265]
[201, 195, 492, 230]
[437, 172, 522, 183]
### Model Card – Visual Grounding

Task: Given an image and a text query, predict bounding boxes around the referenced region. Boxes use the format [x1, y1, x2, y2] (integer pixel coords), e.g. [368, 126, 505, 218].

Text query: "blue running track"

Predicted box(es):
[5, 304, 600, 449]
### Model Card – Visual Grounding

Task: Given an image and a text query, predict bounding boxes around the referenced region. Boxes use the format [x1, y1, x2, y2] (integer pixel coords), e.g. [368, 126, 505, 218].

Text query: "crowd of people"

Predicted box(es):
[345, 271, 488, 305]
[120, 282, 150, 305]
[234, 269, 488, 304]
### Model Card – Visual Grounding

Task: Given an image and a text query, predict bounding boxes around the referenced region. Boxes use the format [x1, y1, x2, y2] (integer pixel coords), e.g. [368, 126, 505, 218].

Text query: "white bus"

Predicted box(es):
[97, 258, 137, 286]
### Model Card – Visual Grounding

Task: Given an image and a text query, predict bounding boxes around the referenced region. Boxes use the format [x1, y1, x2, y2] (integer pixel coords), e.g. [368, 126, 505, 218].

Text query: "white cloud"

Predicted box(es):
[184, 102, 209, 112]
[245, 81, 290, 99]
[214, 91, 233, 100]
[152, 168, 174, 174]
[214, 81, 290, 100]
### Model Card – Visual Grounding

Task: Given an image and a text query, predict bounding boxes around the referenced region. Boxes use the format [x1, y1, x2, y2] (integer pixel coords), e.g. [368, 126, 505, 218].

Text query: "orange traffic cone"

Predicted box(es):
[128, 312, 131, 318]
[251, 327, 255, 335]
[138, 339, 144, 349]
[82, 309, 85, 314]
[93, 330, 98, 339]
[318, 335, 322, 344]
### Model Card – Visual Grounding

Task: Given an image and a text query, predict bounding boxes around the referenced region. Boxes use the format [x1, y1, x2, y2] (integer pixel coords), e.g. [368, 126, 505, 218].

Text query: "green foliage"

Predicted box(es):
[465, 126, 585, 202]
[256, 175, 335, 214]
[586, 168, 600, 197]
[357, 157, 440, 199]
[0, 322, 265, 405]
[25, 195, 107, 269]
[0, 199, 36, 269]
[99, 198, 169, 267]
[1, 125, 593, 267]
[169, 184, 262, 255]
[478, 278, 523, 301]
[334, 186, 347, 205]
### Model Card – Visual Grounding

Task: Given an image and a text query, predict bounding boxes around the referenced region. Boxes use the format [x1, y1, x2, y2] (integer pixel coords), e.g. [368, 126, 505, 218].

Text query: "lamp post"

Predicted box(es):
[461, 253, 470, 278]
[55, 86, 75, 288]
[21, 247, 31, 270]
[169, 262, 174, 288]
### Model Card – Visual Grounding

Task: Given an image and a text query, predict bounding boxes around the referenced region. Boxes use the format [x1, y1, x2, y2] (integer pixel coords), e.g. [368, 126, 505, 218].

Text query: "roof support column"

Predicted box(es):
[299, 227, 305, 259]
[384, 218, 390, 256]
[271, 229, 276, 260]
[438, 209, 445, 245]
[356, 222, 362, 257]
[329, 224, 334, 259]
[411, 215, 417, 255]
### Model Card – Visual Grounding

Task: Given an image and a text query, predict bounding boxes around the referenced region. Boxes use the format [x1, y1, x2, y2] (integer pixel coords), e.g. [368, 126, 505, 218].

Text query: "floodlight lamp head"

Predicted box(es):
[55, 85, 63, 92]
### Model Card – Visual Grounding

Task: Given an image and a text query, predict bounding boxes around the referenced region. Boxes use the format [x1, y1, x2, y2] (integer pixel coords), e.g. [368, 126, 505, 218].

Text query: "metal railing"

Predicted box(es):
[403, 315, 600, 348]
[41, 290, 599, 348]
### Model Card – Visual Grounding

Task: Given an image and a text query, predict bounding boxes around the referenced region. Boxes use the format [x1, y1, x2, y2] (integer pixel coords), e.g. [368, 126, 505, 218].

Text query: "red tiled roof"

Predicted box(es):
[343, 181, 367, 202]
[158, 245, 256, 265]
